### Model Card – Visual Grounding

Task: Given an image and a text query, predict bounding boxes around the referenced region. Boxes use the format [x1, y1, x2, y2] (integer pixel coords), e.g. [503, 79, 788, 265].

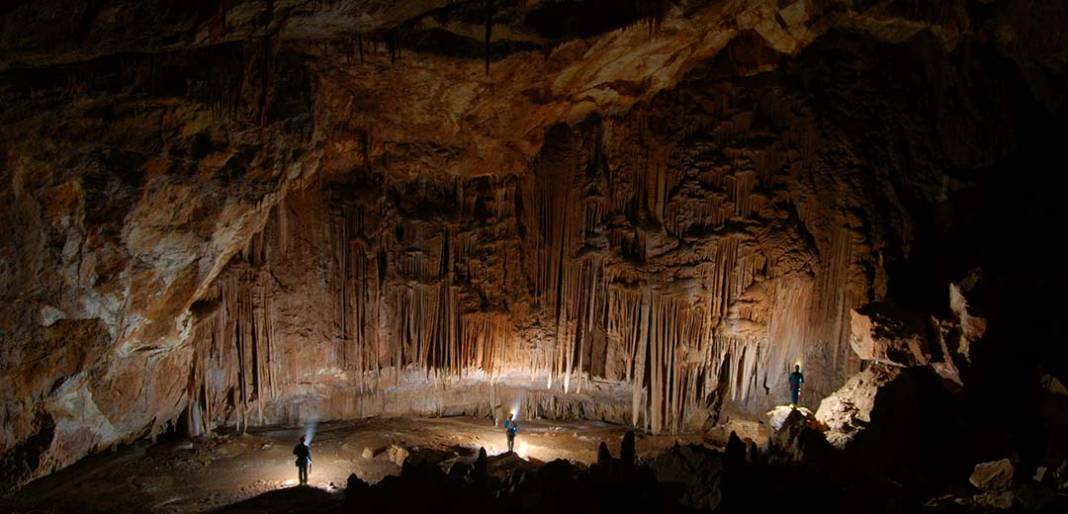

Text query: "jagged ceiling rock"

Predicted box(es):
[824, 271, 993, 449]
[948, 269, 987, 362]
[848, 272, 988, 386]
[849, 306, 931, 367]
[1, 0, 1066, 490]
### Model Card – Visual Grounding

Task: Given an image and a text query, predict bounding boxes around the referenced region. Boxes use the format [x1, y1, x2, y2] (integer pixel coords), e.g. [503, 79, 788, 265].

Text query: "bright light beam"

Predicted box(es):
[510, 394, 524, 420]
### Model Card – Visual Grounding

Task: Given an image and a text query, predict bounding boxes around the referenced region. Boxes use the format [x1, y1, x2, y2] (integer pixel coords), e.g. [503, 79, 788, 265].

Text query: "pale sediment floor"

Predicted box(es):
[7, 416, 713, 514]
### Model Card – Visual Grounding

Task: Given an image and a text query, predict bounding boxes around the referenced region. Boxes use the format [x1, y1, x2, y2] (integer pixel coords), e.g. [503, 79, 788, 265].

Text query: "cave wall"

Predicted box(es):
[189, 63, 883, 438]
[0, 41, 324, 483]
[2, 0, 1065, 489]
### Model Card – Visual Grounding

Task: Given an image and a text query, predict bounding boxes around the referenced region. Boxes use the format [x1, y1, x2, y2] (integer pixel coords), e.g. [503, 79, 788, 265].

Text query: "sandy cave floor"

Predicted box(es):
[4, 416, 718, 514]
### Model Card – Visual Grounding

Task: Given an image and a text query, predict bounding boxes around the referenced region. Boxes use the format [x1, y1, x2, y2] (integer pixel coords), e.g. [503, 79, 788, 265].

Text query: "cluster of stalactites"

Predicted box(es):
[186, 271, 277, 435]
[186, 81, 860, 434]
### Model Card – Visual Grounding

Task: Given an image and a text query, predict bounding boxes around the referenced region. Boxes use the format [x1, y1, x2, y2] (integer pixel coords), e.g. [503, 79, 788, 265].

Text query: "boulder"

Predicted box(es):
[1054, 461, 1068, 490]
[970, 458, 1014, 492]
[766, 407, 832, 467]
[974, 491, 1014, 510]
[650, 444, 724, 512]
[707, 417, 770, 447]
[765, 405, 815, 431]
[1040, 374, 1068, 427]
[815, 364, 900, 448]
[1044, 375, 1068, 398]
[447, 461, 470, 480]
[386, 445, 410, 467]
[486, 451, 541, 481]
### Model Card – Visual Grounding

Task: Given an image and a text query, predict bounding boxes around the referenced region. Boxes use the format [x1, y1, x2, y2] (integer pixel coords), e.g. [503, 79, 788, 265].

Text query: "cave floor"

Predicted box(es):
[6, 416, 713, 514]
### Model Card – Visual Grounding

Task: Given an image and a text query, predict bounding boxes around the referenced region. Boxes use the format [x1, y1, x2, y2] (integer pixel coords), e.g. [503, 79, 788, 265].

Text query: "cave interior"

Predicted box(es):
[1, 1, 1067, 513]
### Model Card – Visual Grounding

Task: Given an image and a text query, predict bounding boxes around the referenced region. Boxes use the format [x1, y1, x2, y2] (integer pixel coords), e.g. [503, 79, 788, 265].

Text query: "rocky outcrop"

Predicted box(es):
[818, 270, 992, 450]
[815, 364, 899, 448]
[386, 445, 410, 467]
[764, 404, 809, 428]
[948, 271, 988, 363]
[649, 444, 724, 511]
[925, 457, 1068, 512]
[849, 306, 931, 367]
[970, 458, 1015, 492]
[848, 273, 987, 387]
[765, 407, 831, 465]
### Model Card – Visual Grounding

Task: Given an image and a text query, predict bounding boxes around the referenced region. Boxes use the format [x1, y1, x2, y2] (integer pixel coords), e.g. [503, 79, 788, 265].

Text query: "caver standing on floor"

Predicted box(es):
[293, 435, 312, 485]
[504, 413, 519, 453]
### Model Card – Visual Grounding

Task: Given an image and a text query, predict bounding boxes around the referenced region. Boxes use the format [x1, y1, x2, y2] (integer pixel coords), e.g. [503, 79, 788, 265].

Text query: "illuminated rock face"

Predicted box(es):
[186, 85, 870, 438]
[2, 0, 1066, 488]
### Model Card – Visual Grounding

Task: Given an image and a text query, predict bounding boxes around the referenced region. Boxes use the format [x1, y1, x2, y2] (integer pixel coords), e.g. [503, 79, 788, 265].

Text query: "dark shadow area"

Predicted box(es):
[210, 486, 338, 514]
[388, 26, 543, 61]
[778, 21, 1068, 483]
[524, 0, 674, 40]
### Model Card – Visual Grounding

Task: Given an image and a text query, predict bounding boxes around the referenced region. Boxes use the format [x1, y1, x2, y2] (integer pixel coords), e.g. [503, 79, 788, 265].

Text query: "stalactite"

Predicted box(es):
[186, 215, 288, 434]
[813, 228, 856, 375]
[727, 171, 756, 218]
[382, 25, 406, 65]
[484, 0, 493, 75]
[631, 290, 649, 428]
[462, 313, 517, 374]
[258, 0, 275, 132]
[205, 0, 229, 42]
[764, 276, 814, 396]
[183, 79, 870, 436]
[276, 197, 289, 258]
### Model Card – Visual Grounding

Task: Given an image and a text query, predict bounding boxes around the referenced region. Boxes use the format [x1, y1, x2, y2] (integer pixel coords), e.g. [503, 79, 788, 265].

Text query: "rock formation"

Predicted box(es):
[970, 458, 1015, 492]
[815, 363, 897, 448]
[2, 0, 1066, 491]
